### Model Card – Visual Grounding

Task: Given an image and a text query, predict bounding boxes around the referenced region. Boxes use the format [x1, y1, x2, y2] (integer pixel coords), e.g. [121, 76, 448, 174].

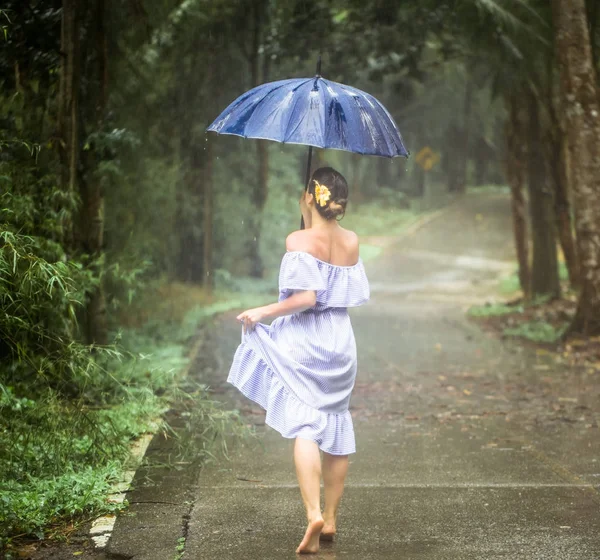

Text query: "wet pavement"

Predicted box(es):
[108, 193, 600, 560]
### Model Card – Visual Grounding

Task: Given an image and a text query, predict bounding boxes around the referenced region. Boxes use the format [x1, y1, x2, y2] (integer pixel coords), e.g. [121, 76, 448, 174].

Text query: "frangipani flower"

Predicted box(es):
[314, 181, 331, 207]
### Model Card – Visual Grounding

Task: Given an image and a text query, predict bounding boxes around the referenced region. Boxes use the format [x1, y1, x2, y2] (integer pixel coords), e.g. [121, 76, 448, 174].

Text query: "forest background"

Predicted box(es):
[1, 0, 600, 549]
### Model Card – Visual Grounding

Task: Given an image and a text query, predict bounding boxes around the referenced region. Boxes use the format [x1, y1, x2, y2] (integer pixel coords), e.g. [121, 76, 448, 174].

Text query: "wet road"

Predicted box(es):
[109, 193, 600, 560]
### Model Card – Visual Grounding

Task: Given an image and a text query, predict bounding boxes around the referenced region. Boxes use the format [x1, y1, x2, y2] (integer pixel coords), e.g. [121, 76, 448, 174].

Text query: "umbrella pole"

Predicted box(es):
[300, 55, 321, 230]
[300, 145, 313, 230]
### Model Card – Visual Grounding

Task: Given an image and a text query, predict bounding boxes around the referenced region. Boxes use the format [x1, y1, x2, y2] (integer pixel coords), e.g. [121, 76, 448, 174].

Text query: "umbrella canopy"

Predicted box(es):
[207, 76, 408, 159]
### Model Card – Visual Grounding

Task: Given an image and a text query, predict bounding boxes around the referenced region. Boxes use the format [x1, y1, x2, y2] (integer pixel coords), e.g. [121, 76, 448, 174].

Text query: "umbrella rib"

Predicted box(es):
[242, 81, 302, 138]
[207, 76, 408, 158]
[282, 80, 316, 144]
[373, 96, 405, 157]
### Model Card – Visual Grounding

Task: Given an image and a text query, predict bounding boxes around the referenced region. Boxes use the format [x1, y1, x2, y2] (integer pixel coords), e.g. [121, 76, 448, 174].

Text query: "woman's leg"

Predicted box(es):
[294, 438, 325, 554]
[321, 452, 349, 540]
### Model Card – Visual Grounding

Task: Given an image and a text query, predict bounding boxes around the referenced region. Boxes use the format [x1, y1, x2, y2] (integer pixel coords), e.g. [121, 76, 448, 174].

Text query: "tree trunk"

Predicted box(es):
[588, 0, 599, 69]
[549, 135, 580, 288]
[79, 0, 109, 345]
[203, 134, 214, 293]
[58, 0, 80, 252]
[202, 50, 217, 293]
[80, 183, 108, 344]
[455, 79, 473, 194]
[249, 138, 269, 279]
[175, 37, 205, 284]
[542, 58, 581, 291]
[526, 91, 561, 299]
[247, 0, 269, 278]
[553, 0, 600, 335]
[377, 156, 392, 188]
[444, 123, 461, 192]
[505, 94, 531, 297]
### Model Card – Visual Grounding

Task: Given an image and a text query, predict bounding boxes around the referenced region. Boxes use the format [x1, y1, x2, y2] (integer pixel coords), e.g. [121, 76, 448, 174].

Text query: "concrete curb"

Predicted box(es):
[89, 333, 206, 549]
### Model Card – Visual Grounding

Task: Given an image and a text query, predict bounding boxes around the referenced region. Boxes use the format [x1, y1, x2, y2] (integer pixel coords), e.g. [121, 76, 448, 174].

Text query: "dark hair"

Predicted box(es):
[308, 167, 349, 221]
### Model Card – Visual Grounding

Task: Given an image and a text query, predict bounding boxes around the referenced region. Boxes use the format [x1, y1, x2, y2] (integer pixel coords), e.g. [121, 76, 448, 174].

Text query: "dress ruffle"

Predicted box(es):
[279, 251, 370, 309]
[228, 338, 356, 455]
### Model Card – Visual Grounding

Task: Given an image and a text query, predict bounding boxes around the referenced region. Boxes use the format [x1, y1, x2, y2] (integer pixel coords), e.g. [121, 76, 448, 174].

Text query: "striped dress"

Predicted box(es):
[228, 250, 370, 455]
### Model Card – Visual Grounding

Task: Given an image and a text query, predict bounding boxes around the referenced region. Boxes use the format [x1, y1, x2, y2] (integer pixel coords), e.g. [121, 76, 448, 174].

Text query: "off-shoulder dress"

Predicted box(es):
[228, 251, 370, 455]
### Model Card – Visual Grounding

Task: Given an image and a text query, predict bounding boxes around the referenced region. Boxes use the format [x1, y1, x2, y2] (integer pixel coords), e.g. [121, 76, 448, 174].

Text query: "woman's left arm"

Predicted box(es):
[237, 290, 316, 333]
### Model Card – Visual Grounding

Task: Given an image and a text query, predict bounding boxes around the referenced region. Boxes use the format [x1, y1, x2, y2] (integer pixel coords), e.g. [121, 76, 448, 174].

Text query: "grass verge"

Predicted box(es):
[1, 283, 264, 553]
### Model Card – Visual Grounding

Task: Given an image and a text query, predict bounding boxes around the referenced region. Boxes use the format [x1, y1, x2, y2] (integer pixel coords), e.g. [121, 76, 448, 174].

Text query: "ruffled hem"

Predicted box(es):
[227, 341, 356, 455]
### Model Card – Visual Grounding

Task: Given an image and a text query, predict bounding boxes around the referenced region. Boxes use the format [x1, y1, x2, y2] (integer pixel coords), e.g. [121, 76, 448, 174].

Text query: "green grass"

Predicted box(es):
[0, 294, 255, 547]
[2, 463, 123, 541]
[466, 184, 511, 195]
[358, 244, 383, 263]
[0, 356, 171, 543]
[468, 302, 524, 317]
[498, 273, 522, 295]
[503, 321, 567, 343]
[498, 262, 571, 296]
[343, 200, 419, 238]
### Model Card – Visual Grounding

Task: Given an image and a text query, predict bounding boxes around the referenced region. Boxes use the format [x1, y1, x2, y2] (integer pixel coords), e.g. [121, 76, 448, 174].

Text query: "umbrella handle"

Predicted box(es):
[301, 55, 322, 230]
[301, 146, 313, 230]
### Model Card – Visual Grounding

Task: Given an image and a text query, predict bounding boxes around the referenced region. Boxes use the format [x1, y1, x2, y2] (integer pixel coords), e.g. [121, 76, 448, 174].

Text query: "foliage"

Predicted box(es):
[468, 302, 524, 317]
[503, 320, 568, 343]
[0, 297, 253, 543]
[170, 385, 255, 464]
[2, 463, 123, 541]
[3, 0, 599, 546]
[0, 382, 162, 541]
[497, 261, 571, 296]
[343, 201, 419, 238]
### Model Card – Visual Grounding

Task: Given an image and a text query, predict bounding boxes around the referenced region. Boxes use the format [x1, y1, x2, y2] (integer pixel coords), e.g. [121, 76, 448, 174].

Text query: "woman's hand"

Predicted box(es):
[299, 191, 312, 228]
[237, 306, 268, 334]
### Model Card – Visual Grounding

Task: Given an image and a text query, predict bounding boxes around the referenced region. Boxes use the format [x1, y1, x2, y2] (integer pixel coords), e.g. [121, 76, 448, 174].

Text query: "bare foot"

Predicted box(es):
[296, 518, 324, 554]
[320, 526, 336, 541]
[320, 519, 336, 541]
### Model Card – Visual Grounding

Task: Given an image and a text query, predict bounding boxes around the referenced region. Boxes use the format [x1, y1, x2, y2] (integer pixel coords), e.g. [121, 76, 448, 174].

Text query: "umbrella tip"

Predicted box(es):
[316, 54, 322, 76]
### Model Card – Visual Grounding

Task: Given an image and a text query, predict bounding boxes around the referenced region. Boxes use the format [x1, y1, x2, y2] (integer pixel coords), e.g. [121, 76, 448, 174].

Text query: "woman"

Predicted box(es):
[228, 166, 370, 554]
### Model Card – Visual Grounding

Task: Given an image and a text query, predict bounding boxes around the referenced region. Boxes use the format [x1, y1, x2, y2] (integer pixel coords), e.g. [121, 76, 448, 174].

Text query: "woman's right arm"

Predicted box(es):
[299, 191, 312, 228]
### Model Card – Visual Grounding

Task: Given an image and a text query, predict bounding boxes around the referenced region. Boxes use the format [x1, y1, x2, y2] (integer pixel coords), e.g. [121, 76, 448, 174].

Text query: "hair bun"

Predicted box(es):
[323, 200, 346, 220]
[309, 167, 349, 221]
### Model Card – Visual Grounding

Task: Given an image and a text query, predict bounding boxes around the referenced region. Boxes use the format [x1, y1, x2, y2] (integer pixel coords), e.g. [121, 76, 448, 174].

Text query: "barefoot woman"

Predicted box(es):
[228, 167, 370, 554]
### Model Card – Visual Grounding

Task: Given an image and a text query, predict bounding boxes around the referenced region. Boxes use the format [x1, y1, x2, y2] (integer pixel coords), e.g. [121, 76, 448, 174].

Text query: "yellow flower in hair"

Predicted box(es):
[314, 180, 331, 207]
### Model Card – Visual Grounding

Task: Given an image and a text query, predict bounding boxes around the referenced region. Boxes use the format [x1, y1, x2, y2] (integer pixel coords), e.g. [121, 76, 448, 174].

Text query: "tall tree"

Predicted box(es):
[79, 0, 109, 344]
[58, 0, 79, 250]
[553, 0, 600, 335]
[246, 0, 270, 278]
[526, 89, 561, 299]
[57, 0, 109, 344]
[505, 92, 530, 297]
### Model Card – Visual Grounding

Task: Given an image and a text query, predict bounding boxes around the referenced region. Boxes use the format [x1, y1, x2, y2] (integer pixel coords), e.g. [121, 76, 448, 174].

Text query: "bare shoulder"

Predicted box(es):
[329, 226, 358, 264]
[340, 227, 359, 245]
[285, 229, 316, 253]
[339, 226, 360, 251]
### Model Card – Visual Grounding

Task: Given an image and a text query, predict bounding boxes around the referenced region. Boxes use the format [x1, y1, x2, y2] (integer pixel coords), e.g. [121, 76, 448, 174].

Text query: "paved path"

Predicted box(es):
[109, 193, 600, 560]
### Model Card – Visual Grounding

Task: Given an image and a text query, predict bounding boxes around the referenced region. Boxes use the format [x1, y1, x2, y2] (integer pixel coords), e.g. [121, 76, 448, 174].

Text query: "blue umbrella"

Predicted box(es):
[207, 64, 408, 227]
[207, 76, 408, 159]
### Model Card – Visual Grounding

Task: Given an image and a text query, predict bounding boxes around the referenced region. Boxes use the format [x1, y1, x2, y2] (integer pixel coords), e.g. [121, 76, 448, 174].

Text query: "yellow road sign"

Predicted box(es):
[415, 146, 440, 171]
